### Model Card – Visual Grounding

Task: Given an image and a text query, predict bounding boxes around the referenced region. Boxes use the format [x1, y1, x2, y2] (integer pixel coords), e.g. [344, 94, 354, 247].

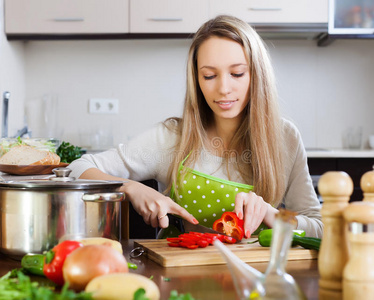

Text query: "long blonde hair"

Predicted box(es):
[165, 15, 285, 207]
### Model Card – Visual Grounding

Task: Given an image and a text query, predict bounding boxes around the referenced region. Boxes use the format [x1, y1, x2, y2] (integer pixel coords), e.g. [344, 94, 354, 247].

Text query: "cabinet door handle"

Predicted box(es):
[149, 17, 183, 22]
[248, 7, 282, 11]
[53, 18, 85, 22]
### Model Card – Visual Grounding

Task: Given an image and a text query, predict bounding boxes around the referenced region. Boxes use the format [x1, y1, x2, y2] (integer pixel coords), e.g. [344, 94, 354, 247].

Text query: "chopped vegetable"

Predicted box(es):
[168, 290, 196, 300]
[212, 212, 244, 241]
[167, 231, 237, 249]
[21, 253, 45, 277]
[43, 240, 83, 286]
[56, 142, 82, 163]
[127, 263, 138, 270]
[133, 289, 197, 300]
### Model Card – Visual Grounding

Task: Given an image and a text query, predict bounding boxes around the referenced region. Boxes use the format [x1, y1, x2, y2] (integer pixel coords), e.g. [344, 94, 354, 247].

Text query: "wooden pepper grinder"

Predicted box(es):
[318, 171, 353, 300]
[343, 201, 374, 299]
[361, 167, 374, 202]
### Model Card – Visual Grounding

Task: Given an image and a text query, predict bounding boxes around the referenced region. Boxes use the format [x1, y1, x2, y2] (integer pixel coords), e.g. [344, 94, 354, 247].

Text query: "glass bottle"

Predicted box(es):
[214, 209, 307, 300]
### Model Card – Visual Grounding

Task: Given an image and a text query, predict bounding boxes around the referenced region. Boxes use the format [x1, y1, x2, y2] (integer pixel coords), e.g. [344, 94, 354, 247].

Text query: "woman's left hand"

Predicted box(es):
[234, 191, 278, 238]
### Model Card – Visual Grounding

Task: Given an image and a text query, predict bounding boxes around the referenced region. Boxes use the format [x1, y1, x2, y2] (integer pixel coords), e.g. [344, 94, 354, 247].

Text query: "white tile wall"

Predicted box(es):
[23, 38, 374, 150]
[1, 0, 374, 150]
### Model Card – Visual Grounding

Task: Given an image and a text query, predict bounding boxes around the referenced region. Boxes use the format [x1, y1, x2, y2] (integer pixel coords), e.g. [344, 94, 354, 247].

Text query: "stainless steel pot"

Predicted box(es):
[0, 168, 125, 259]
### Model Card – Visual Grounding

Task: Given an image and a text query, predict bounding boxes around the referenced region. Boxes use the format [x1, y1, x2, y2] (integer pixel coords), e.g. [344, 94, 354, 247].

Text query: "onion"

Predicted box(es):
[63, 244, 128, 291]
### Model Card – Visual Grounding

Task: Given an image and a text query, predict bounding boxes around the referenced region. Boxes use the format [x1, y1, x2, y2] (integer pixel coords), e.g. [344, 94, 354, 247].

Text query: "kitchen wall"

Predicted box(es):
[23, 38, 374, 150]
[1, 0, 374, 150]
[0, 0, 26, 138]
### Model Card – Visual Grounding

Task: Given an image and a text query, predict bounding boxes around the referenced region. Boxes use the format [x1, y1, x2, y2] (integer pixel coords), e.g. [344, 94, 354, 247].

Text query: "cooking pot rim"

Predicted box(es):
[0, 179, 124, 190]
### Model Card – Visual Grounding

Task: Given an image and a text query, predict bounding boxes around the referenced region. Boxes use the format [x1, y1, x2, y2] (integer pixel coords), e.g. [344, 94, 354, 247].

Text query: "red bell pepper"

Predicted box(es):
[212, 212, 244, 241]
[43, 240, 83, 286]
[166, 231, 237, 249]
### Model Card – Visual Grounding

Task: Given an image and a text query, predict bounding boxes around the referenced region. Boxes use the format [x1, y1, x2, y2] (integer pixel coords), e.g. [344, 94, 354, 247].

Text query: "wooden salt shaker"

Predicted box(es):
[343, 201, 374, 299]
[361, 167, 374, 202]
[318, 171, 353, 300]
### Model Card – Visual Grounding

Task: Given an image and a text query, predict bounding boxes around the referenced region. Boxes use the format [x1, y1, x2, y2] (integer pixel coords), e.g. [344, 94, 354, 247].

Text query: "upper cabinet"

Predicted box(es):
[4, 0, 328, 39]
[209, 0, 328, 24]
[328, 0, 374, 35]
[5, 0, 129, 35]
[130, 0, 209, 33]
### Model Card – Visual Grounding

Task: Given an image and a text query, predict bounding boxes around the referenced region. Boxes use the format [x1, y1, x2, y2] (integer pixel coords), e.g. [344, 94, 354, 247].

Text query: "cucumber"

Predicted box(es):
[255, 229, 321, 251]
[292, 235, 321, 251]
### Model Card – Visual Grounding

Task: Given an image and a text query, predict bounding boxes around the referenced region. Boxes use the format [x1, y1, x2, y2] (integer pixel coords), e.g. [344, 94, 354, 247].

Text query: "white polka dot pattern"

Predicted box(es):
[173, 169, 253, 228]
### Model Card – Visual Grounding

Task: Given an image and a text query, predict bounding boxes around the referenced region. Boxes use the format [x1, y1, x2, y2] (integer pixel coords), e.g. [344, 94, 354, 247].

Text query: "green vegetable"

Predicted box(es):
[0, 271, 92, 299]
[133, 288, 197, 300]
[127, 262, 138, 270]
[21, 254, 45, 277]
[257, 229, 306, 248]
[0, 137, 57, 157]
[168, 290, 196, 300]
[57, 142, 82, 163]
[133, 288, 149, 300]
[292, 235, 321, 251]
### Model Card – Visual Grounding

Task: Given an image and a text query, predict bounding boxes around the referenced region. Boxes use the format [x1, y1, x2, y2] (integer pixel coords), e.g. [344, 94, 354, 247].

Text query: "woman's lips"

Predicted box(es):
[214, 99, 238, 110]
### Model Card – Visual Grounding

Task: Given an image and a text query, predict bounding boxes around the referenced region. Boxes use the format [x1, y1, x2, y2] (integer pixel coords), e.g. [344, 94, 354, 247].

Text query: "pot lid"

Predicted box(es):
[0, 178, 124, 190]
[0, 167, 125, 190]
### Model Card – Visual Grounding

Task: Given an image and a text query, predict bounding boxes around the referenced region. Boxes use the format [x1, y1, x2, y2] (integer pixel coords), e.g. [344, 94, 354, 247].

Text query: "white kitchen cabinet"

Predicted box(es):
[129, 0, 209, 33]
[5, 0, 129, 34]
[209, 0, 328, 24]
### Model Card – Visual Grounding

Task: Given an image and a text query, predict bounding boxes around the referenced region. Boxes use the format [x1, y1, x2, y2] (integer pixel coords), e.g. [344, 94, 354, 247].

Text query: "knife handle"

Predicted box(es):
[167, 214, 185, 233]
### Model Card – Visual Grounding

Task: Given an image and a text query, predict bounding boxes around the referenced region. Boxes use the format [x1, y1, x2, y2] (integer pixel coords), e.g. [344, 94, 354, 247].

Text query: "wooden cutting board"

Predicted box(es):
[134, 238, 318, 267]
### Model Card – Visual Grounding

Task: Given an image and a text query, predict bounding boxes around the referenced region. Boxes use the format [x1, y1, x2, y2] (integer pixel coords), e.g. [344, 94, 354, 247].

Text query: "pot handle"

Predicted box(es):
[82, 192, 124, 203]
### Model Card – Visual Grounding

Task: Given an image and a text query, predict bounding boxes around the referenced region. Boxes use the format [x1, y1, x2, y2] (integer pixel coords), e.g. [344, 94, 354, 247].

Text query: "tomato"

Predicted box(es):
[212, 212, 244, 241]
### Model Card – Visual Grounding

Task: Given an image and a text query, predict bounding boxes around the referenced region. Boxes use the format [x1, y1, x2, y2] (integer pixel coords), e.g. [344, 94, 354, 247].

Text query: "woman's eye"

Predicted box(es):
[203, 75, 216, 80]
[232, 73, 244, 78]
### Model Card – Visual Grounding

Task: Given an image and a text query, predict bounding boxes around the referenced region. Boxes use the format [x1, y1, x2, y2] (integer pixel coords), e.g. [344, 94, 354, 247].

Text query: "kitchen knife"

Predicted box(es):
[167, 213, 224, 235]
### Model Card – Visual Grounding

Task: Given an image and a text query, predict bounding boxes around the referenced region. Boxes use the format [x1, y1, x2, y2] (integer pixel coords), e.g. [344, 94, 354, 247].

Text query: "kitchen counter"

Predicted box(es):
[306, 148, 374, 158]
[0, 240, 319, 300]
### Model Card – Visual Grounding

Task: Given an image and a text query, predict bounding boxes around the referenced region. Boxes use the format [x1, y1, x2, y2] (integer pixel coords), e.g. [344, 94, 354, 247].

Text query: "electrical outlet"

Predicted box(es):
[89, 98, 119, 114]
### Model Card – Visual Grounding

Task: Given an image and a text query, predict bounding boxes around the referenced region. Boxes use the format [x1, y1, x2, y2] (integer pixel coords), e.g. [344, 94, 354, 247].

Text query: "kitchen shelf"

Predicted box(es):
[306, 149, 374, 158]
[5, 0, 329, 43]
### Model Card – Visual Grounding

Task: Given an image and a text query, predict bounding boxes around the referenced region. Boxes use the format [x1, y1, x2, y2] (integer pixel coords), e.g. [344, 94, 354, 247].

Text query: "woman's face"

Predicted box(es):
[197, 36, 250, 125]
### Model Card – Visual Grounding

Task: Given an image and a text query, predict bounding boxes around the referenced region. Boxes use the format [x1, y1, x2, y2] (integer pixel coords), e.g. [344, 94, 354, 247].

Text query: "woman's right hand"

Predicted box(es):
[79, 168, 198, 229]
[121, 180, 198, 228]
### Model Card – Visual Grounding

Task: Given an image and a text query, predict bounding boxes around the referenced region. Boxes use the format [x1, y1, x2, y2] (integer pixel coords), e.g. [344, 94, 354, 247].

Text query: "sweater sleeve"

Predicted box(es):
[282, 120, 323, 238]
[68, 122, 177, 186]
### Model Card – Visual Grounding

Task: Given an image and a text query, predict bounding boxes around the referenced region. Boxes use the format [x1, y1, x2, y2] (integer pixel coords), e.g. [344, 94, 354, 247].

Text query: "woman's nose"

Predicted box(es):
[218, 75, 232, 95]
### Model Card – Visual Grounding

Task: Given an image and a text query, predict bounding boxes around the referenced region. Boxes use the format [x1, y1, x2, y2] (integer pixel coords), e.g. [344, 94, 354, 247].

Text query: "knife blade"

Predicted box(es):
[167, 214, 224, 235]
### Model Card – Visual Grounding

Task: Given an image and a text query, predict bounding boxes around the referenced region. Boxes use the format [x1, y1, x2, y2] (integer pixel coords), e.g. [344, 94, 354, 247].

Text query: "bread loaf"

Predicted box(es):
[0, 145, 61, 165]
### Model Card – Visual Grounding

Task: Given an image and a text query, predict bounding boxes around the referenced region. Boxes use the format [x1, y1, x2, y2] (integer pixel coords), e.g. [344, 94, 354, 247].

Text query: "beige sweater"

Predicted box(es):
[69, 119, 323, 238]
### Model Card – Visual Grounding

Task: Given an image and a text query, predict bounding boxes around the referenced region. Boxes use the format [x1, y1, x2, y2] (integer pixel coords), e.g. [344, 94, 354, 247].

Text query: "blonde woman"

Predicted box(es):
[69, 15, 322, 238]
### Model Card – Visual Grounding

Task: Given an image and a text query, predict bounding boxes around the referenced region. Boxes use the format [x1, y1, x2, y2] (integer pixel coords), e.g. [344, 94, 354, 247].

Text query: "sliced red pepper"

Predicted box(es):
[166, 231, 238, 249]
[43, 240, 83, 286]
[223, 236, 237, 244]
[197, 240, 209, 248]
[166, 237, 181, 243]
[212, 212, 244, 241]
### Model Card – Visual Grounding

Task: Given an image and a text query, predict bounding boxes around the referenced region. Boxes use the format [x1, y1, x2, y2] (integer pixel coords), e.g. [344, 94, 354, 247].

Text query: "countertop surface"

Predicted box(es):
[306, 148, 374, 158]
[0, 239, 320, 300]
